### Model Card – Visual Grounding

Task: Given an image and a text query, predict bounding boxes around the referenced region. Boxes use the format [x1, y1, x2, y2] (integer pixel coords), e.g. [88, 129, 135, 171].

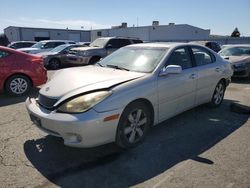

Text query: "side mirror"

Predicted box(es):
[159, 65, 182, 76]
[61, 50, 68, 55]
[106, 44, 113, 49]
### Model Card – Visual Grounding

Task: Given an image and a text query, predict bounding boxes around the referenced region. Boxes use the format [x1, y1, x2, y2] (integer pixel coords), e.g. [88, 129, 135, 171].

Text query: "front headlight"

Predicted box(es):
[82, 51, 90, 56]
[57, 91, 111, 113]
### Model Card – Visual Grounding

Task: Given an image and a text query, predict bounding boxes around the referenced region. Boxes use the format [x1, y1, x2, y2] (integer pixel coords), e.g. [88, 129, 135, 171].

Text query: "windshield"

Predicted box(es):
[50, 44, 69, 52]
[219, 47, 250, 56]
[90, 38, 109, 47]
[98, 47, 167, 73]
[31, 42, 46, 49]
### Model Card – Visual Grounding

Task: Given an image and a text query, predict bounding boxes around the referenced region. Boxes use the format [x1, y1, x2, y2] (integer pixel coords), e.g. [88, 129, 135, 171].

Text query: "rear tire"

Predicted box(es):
[208, 81, 226, 108]
[49, 58, 61, 70]
[5, 75, 32, 96]
[116, 102, 152, 149]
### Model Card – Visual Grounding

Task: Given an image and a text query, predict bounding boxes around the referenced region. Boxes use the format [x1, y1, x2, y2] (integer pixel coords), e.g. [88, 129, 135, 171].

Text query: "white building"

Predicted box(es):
[91, 22, 210, 42]
[4, 23, 210, 43]
[4, 26, 91, 42]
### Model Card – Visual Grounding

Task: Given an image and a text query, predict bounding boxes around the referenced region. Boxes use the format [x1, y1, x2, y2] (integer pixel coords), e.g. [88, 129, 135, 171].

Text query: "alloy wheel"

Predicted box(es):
[124, 109, 147, 144]
[9, 78, 28, 94]
[213, 83, 224, 105]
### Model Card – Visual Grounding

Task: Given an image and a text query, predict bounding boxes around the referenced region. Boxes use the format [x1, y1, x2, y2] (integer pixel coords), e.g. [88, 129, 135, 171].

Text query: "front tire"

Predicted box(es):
[5, 75, 32, 96]
[208, 81, 226, 108]
[116, 102, 152, 149]
[88, 57, 101, 65]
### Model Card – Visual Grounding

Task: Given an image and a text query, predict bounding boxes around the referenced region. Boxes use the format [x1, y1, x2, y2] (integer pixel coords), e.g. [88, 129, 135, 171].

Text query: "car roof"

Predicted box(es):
[37, 40, 75, 43]
[94, 37, 140, 40]
[0, 46, 38, 56]
[222, 44, 250, 48]
[11, 41, 37, 44]
[128, 42, 204, 48]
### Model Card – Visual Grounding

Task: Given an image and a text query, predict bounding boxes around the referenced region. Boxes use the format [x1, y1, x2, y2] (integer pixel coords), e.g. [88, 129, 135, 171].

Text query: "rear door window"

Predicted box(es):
[54, 42, 65, 48]
[191, 47, 215, 66]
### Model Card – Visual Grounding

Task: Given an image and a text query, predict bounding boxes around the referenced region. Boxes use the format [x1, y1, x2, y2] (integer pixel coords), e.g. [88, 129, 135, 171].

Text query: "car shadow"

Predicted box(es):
[23, 99, 249, 187]
[231, 77, 250, 84]
[0, 88, 39, 107]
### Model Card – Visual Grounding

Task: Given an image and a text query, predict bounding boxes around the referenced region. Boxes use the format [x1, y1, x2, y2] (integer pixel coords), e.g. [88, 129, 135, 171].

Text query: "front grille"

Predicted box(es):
[38, 94, 58, 109]
[233, 70, 247, 76]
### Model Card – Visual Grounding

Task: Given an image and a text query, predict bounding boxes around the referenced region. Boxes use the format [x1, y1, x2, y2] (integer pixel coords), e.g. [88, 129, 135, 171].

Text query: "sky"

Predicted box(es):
[0, 0, 249, 36]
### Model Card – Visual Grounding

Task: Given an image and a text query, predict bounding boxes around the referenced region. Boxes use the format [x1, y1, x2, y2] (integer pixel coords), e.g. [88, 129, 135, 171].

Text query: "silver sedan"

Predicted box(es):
[26, 43, 233, 148]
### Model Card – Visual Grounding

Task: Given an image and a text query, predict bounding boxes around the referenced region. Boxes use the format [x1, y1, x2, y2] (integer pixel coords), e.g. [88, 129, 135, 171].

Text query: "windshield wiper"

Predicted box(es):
[106, 64, 130, 71]
[96, 62, 103, 67]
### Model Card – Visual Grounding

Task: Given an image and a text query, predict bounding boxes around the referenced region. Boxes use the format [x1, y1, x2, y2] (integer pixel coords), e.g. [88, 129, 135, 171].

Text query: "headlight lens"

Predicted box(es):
[83, 51, 89, 56]
[57, 91, 111, 113]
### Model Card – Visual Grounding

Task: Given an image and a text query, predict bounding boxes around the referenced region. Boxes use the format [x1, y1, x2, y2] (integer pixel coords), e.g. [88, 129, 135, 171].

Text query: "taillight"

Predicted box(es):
[31, 57, 43, 64]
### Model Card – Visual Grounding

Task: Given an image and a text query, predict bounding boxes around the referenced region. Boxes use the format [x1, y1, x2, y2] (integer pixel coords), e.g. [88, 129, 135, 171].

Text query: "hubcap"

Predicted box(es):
[124, 109, 147, 143]
[51, 60, 59, 69]
[214, 83, 224, 105]
[10, 78, 28, 94]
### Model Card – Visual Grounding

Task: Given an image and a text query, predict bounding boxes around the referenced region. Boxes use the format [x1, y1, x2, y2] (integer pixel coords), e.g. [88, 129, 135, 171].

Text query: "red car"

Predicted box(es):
[0, 46, 47, 96]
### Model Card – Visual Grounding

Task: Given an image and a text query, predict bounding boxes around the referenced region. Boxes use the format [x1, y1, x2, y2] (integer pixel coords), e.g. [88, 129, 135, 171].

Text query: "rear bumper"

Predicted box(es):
[33, 71, 47, 86]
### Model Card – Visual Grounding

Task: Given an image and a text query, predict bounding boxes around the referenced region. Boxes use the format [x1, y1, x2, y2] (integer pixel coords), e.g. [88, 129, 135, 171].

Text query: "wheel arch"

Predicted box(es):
[4, 73, 33, 90]
[49, 57, 61, 63]
[123, 98, 155, 126]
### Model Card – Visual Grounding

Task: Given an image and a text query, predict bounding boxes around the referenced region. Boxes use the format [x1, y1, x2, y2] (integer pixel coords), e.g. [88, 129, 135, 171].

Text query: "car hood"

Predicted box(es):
[18, 47, 39, 51]
[36, 51, 58, 56]
[227, 56, 250, 64]
[71, 46, 103, 52]
[40, 66, 146, 100]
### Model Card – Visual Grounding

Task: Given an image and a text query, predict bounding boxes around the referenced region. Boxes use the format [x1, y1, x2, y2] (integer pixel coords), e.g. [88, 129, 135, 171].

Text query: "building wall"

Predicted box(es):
[4, 27, 91, 42]
[5, 26, 250, 45]
[91, 24, 210, 42]
[4, 27, 20, 42]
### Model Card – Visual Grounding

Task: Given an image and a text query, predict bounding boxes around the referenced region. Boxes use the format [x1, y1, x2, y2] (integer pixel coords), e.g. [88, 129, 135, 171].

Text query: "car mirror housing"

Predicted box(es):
[159, 65, 182, 76]
[106, 44, 113, 49]
[61, 50, 68, 55]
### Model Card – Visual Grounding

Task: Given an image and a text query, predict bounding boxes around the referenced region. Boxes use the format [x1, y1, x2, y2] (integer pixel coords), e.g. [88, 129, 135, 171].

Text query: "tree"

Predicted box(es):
[0, 33, 10, 46]
[231, 27, 240, 37]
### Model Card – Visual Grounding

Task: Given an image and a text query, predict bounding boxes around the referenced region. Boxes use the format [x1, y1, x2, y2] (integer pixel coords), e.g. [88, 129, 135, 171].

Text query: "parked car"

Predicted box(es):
[78, 42, 91, 46]
[67, 37, 143, 65]
[190, 41, 221, 53]
[38, 44, 85, 69]
[0, 46, 47, 96]
[219, 44, 250, 78]
[7, 41, 37, 49]
[18, 40, 76, 54]
[26, 43, 232, 148]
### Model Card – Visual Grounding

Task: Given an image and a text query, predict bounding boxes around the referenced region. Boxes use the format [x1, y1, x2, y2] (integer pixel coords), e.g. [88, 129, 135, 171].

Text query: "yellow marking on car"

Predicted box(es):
[104, 114, 120, 122]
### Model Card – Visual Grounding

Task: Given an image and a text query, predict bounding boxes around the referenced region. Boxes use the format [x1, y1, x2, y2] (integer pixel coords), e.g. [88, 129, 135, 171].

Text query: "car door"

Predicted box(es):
[158, 47, 197, 122]
[105, 39, 119, 56]
[190, 46, 222, 105]
[0, 50, 11, 89]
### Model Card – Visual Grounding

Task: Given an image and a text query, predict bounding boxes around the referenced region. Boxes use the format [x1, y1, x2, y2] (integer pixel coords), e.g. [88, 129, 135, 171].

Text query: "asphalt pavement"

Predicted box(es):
[0, 71, 249, 188]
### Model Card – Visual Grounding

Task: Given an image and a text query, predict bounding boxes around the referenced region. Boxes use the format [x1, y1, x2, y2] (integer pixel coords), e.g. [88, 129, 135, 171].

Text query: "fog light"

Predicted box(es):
[65, 133, 82, 143]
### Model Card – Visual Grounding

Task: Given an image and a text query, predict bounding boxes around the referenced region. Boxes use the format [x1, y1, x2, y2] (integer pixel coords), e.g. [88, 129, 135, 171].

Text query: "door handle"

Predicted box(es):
[189, 73, 197, 79]
[215, 67, 221, 72]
